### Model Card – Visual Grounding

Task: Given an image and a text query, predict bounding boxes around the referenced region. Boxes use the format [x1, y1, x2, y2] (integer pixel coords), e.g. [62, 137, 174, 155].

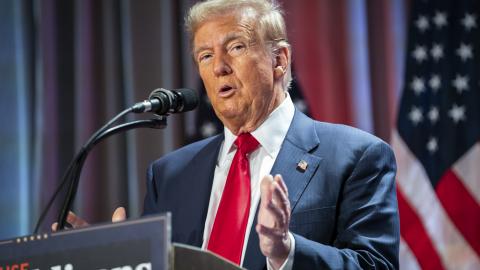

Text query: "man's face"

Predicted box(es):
[193, 14, 285, 134]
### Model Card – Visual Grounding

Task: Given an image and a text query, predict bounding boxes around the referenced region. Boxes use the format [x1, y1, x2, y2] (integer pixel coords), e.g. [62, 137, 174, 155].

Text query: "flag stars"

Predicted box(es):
[409, 106, 424, 125]
[426, 137, 439, 154]
[429, 74, 441, 92]
[452, 74, 469, 94]
[428, 106, 439, 124]
[416, 15, 430, 32]
[448, 104, 466, 123]
[412, 45, 428, 63]
[430, 44, 444, 61]
[456, 43, 473, 61]
[461, 13, 477, 31]
[433, 11, 448, 29]
[411, 77, 426, 95]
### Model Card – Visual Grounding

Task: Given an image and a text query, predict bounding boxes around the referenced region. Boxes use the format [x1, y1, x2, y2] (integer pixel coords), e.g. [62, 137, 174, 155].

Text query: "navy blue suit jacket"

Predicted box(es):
[143, 110, 399, 269]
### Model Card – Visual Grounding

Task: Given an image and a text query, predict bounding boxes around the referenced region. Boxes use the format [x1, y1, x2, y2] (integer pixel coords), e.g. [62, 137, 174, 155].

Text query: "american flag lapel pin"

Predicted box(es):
[296, 160, 308, 173]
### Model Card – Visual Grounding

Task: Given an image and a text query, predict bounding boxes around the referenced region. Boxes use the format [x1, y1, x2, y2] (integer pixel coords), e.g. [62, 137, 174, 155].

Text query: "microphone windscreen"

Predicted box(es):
[175, 88, 199, 112]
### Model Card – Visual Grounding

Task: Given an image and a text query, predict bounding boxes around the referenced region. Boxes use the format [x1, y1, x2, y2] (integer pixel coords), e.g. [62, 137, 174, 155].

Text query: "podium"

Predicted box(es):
[0, 214, 244, 270]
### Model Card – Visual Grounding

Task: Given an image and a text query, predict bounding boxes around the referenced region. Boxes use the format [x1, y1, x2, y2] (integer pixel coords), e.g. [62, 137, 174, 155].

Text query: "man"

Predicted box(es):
[64, 0, 400, 269]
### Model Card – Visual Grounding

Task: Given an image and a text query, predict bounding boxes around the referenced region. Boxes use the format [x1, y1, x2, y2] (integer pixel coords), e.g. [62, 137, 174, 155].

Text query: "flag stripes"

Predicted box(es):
[397, 188, 445, 270]
[399, 239, 421, 270]
[393, 131, 480, 269]
[453, 143, 480, 204]
[436, 169, 480, 257]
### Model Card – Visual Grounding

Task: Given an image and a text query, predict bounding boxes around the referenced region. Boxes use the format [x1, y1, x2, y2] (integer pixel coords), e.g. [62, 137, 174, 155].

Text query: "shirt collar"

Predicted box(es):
[219, 92, 295, 162]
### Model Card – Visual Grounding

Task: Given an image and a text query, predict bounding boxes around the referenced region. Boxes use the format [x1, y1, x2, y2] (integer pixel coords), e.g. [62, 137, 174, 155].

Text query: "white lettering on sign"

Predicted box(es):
[98, 262, 151, 270]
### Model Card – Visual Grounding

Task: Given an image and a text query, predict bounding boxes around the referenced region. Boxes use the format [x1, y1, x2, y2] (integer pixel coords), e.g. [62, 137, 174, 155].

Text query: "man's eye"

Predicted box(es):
[199, 54, 212, 63]
[229, 44, 246, 54]
[233, 44, 244, 50]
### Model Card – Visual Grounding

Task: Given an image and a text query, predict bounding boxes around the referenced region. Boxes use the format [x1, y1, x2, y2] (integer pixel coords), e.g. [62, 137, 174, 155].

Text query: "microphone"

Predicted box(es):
[37, 87, 198, 232]
[132, 88, 199, 115]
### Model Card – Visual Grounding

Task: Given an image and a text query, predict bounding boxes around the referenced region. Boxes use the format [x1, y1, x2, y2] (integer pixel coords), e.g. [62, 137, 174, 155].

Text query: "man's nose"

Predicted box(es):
[213, 54, 232, 76]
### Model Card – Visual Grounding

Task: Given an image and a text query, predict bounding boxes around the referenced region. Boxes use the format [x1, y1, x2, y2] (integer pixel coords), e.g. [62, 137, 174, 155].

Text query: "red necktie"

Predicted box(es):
[207, 133, 259, 264]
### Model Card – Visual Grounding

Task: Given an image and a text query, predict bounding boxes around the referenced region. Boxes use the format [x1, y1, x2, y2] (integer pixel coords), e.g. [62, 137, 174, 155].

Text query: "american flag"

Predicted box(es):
[392, 0, 480, 269]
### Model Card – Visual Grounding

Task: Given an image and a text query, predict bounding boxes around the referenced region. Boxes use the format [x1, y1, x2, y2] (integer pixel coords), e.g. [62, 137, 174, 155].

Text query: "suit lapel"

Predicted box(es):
[273, 109, 322, 212]
[243, 110, 322, 269]
[172, 135, 224, 247]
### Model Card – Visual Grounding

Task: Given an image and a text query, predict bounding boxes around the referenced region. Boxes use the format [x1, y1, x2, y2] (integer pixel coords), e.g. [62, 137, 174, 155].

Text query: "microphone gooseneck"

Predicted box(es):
[34, 88, 198, 233]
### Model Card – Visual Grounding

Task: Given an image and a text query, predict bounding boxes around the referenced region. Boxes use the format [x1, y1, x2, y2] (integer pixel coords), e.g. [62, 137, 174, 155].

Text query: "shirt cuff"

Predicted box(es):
[266, 232, 295, 270]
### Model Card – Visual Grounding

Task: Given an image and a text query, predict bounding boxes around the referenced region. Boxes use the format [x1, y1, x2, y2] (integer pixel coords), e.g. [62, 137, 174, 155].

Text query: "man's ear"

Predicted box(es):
[274, 66, 285, 77]
[273, 46, 289, 80]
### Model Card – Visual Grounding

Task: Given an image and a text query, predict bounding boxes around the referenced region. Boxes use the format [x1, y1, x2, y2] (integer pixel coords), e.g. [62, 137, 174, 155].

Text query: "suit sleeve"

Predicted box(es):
[292, 141, 399, 269]
[143, 162, 159, 216]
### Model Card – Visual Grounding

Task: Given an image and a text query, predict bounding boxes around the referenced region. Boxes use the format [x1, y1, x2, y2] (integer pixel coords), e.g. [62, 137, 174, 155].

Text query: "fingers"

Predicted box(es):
[112, 207, 127, 223]
[258, 175, 294, 263]
[50, 211, 88, 232]
[256, 176, 292, 264]
[51, 207, 127, 232]
[272, 177, 290, 222]
[270, 198, 287, 222]
[260, 175, 274, 205]
[256, 223, 286, 239]
[267, 175, 291, 225]
[66, 211, 89, 228]
[51, 222, 58, 232]
[269, 187, 289, 226]
[274, 174, 289, 197]
[259, 174, 290, 231]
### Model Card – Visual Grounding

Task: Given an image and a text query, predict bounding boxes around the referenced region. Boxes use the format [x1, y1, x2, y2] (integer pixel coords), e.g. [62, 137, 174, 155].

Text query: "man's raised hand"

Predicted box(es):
[256, 174, 292, 269]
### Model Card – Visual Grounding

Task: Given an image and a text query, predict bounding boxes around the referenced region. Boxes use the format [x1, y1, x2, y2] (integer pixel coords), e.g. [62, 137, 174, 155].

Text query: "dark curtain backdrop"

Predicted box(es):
[0, 0, 408, 240]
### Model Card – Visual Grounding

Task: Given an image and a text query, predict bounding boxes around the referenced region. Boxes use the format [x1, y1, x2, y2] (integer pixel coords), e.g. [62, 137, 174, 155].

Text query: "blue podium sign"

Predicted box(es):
[0, 214, 170, 270]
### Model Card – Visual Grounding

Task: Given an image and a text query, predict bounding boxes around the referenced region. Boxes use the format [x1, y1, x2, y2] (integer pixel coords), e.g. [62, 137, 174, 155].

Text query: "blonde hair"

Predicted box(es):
[186, 0, 292, 90]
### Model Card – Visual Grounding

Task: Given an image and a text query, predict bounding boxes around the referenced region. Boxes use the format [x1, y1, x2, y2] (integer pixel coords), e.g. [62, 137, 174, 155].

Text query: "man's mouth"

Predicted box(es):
[218, 84, 236, 97]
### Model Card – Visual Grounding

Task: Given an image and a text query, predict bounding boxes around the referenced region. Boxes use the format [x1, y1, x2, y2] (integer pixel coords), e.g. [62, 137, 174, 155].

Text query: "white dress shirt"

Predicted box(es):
[202, 93, 296, 269]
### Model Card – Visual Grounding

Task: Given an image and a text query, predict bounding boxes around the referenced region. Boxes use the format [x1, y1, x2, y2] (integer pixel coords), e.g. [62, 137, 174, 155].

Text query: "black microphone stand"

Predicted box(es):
[56, 116, 167, 230]
[34, 88, 198, 233]
[33, 111, 167, 233]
